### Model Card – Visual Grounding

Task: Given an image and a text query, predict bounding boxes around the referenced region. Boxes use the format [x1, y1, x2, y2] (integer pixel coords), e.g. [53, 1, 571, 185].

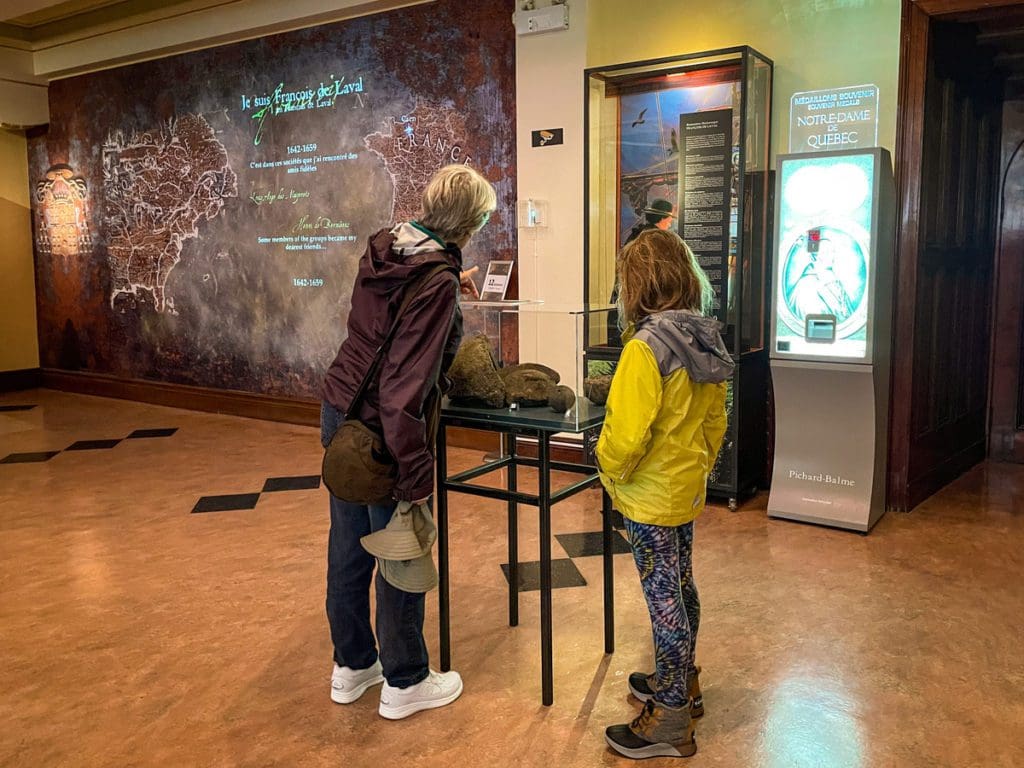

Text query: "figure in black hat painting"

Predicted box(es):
[607, 199, 677, 345]
[624, 199, 677, 246]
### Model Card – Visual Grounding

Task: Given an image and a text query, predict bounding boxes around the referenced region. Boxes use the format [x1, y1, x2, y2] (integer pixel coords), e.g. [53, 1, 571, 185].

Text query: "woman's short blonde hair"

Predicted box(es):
[617, 229, 714, 325]
[418, 164, 497, 244]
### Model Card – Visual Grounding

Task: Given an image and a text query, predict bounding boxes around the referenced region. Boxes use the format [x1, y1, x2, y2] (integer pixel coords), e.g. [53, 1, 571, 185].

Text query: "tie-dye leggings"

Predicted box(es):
[623, 518, 699, 709]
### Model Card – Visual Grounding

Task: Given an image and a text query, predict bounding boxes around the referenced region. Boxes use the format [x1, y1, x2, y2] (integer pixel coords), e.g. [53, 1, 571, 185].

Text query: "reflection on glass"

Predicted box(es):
[739, 53, 772, 354]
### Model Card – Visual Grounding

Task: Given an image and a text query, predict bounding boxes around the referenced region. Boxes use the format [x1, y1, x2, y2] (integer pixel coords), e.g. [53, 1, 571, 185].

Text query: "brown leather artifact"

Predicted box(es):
[447, 334, 506, 408]
[584, 375, 613, 406]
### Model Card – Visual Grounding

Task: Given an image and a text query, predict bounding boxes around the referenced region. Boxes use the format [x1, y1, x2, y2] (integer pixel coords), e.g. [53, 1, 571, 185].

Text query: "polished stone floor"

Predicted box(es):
[1, 389, 1022, 768]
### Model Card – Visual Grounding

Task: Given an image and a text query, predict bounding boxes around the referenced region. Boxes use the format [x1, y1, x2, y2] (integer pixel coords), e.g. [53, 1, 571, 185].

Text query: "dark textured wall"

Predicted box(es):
[30, 0, 516, 398]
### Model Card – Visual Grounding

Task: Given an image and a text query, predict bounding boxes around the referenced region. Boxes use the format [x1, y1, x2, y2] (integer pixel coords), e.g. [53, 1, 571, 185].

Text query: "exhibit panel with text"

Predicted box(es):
[30, 1, 517, 398]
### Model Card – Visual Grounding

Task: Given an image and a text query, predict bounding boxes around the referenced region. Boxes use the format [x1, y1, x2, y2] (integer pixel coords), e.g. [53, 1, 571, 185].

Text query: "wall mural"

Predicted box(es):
[29, 0, 516, 398]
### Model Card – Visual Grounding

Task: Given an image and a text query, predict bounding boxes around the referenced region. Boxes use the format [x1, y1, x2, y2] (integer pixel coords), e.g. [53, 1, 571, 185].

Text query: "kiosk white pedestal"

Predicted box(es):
[769, 361, 888, 532]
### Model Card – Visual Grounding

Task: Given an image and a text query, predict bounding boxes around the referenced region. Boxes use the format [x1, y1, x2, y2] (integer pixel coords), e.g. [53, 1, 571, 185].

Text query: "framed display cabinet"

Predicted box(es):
[459, 302, 615, 431]
[583, 47, 774, 509]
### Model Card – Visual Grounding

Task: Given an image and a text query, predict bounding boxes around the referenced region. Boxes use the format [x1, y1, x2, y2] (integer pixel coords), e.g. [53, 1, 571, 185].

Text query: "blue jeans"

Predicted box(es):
[321, 402, 429, 689]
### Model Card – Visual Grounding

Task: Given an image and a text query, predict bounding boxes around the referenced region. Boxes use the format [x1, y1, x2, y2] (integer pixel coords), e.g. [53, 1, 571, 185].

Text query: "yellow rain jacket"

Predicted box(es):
[597, 311, 733, 527]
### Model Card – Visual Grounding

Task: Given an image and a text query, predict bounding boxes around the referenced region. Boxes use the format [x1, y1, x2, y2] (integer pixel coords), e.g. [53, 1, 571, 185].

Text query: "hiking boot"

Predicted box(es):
[605, 699, 697, 759]
[331, 660, 384, 704]
[628, 666, 703, 717]
[378, 669, 463, 720]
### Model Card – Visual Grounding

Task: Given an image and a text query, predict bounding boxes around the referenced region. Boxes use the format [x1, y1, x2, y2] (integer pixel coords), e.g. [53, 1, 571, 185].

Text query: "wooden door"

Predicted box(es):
[990, 97, 1024, 462]
[892, 16, 1003, 509]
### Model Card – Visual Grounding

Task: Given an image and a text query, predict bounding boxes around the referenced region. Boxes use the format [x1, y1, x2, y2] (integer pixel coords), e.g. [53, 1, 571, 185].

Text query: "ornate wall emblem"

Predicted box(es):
[35, 165, 92, 258]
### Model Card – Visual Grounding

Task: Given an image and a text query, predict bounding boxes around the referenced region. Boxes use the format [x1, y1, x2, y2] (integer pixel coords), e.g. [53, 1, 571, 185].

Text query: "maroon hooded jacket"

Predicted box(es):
[322, 224, 462, 501]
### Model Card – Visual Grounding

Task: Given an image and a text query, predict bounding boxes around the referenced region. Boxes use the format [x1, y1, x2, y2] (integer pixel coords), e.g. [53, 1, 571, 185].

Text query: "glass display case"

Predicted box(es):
[454, 302, 616, 433]
[583, 47, 773, 508]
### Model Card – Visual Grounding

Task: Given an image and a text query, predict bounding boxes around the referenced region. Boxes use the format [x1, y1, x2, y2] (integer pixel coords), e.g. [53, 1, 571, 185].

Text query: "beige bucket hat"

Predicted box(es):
[361, 501, 438, 593]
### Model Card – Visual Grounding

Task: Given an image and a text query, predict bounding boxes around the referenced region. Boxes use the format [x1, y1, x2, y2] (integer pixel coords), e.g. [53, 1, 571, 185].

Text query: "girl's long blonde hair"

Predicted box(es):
[617, 229, 714, 327]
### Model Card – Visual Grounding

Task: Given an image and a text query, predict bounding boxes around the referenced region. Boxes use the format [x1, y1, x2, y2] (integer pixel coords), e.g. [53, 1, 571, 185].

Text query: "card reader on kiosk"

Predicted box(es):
[802, 228, 838, 344]
[805, 315, 837, 343]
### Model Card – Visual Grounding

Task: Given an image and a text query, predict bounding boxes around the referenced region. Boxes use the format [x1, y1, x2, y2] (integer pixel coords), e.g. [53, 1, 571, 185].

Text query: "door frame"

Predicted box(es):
[891, 0, 1018, 511]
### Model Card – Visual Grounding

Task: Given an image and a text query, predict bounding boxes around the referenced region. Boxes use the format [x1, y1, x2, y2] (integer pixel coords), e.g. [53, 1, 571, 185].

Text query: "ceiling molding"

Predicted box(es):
[913, 0, 1024, 17]
[0, 24, 34, 42]
[4, 0, 132, 29]
[29, 0, 243, 50]
[1, 0, 433, 80]
[12, 0, 225, 44]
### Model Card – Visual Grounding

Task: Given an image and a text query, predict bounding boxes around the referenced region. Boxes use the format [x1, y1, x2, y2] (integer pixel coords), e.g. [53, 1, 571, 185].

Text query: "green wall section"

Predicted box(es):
[587, 0, 901, 158]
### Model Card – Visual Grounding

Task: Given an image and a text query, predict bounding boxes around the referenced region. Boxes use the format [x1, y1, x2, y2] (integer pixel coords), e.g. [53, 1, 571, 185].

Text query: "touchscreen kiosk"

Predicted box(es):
[767, 148, 895, 532]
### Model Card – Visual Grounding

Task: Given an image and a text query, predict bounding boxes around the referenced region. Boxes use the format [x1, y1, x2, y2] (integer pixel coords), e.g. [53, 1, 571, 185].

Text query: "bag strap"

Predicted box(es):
[347, 262, 458, 418]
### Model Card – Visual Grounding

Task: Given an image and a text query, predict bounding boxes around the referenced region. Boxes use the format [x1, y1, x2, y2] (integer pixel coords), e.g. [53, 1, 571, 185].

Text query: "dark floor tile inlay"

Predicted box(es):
[262, 475, 321, 493]
[500, 559, 587, 591]
[0, 405, 36, 412]
[192, 493, 261, 514]
[127, 428, 179, 439]
[0, 451, 61, 464]
[65, 439, 123, 451]
[555, 530, 632, 558]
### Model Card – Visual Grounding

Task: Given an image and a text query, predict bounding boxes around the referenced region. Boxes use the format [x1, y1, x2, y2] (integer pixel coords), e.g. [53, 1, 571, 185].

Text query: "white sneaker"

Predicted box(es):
[331, 660, 384, 704]
[378, 669, 463, 720]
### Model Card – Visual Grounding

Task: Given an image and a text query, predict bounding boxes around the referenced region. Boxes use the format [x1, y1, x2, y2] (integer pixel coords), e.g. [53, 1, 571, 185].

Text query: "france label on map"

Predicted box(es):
[102, 114, 237, 313]
[364, 98, 473, 224]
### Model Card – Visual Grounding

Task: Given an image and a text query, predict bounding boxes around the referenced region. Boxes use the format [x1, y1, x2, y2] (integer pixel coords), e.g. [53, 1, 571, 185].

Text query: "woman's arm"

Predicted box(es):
[596, 340, 663, 483]
[378, 270, 459, 501]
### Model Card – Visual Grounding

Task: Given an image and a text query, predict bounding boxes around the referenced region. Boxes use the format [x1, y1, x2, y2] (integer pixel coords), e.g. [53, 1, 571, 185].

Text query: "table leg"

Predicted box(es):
[602, 488, 615, 654]
[506, 431, 519, 627]
[437, 424, 451, 672]
[538, 432, 553, 706]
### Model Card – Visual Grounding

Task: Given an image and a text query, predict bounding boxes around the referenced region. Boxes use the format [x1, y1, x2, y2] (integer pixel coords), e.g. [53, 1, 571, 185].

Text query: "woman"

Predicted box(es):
[598, 229, 732, 759]
[320, 164, 496, 720]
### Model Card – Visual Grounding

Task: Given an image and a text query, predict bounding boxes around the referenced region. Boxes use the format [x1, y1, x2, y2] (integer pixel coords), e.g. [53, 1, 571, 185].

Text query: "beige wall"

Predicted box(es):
[587, 0, 902, 156]
[515, 0, 903, 374]
[515, 0, 590, 387]
[0, 127, 39, 372]
[0, 46, 48, 126]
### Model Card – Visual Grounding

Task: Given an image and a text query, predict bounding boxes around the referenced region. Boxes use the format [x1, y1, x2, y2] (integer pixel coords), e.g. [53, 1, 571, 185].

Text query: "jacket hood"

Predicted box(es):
[361, 222, 461, 297]
[634, 310, 734, 384]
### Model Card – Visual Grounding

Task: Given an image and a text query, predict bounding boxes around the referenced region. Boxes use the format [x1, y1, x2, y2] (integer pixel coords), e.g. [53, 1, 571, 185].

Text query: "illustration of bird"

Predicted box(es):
[668, 128, 679, 155]
[631, 108, 648, 128]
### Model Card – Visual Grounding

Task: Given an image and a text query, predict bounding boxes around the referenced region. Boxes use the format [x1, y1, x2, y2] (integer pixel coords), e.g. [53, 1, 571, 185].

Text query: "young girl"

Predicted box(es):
[598, 229, 733, 760]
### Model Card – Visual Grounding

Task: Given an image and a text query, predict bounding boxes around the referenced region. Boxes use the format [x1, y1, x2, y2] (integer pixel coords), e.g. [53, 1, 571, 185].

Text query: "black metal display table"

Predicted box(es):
[436, 400, 613, 706]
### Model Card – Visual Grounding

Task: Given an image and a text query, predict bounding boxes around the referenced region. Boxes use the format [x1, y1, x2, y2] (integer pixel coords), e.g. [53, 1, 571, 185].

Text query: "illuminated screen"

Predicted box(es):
[775, 153, 875, 360]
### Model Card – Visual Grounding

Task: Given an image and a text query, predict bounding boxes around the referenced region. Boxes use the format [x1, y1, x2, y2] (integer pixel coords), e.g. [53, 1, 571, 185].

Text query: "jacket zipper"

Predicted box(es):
[619, 455, 642, 481]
